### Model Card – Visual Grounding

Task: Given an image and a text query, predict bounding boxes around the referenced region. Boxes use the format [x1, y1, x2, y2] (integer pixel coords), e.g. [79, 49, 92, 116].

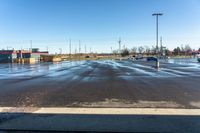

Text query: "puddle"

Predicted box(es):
[0, 59, 199, 80]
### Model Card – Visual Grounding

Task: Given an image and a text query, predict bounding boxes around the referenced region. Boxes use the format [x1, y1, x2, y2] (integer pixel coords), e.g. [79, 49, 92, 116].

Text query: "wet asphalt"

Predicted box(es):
[0, 59, 200, 108]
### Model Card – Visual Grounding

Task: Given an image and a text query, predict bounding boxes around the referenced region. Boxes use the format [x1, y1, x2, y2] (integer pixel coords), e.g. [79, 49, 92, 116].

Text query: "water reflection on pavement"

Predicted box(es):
[0, 59, 200, 108]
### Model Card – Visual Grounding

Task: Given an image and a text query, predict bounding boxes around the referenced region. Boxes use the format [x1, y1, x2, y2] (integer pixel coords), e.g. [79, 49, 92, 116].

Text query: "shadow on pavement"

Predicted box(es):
[0, 112, 200, 132]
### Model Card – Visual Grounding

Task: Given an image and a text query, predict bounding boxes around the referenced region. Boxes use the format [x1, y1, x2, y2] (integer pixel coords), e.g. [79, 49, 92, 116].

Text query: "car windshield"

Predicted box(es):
[0, 0, 200, 132]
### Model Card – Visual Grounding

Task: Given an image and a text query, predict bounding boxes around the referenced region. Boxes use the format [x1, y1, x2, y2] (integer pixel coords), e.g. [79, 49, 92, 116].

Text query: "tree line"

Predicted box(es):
[172, 44, 199, 56]
[112, 44, 200, 57]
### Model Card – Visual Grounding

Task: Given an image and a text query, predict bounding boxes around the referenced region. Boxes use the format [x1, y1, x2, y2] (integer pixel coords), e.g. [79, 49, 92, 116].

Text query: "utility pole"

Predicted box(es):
[118, 37, 121, 53]
[75, 48, 77, 55]
[152, 13, 163, 55]
[20, 46, 23, 58]
[59, 48, 62, 55]
[79, 40, 81, 53]
[69, 39, 71, 59]
[69, 39, 71, 55]
[78, 40, 81, 60]
[85, 45, 87, 54]
[30, 40, 32, 52]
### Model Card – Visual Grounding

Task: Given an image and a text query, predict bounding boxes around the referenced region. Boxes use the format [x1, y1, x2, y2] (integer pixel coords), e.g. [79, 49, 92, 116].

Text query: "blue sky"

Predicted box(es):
[0, 0, 200, 53]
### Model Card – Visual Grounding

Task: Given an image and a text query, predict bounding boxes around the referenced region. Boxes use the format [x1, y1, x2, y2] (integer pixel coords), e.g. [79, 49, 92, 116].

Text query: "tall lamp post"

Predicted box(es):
[152, 13, 163, 55]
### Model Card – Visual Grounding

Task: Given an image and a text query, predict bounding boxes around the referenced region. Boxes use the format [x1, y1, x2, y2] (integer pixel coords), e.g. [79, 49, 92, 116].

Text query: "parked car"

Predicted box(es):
[128, 55, 135, 60]
[197, 54, 200, 62]
[135, 54, 143, 60]
[147, 57, 158, 62]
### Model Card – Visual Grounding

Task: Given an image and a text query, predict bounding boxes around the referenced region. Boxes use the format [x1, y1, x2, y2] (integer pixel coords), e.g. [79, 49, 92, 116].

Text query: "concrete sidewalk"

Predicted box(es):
[1, 107, 200, 115]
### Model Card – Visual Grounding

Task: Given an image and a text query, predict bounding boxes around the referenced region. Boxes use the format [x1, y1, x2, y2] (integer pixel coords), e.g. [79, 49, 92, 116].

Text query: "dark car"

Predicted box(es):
[147, 57, 158, 62]
[85, 55, 90, 58]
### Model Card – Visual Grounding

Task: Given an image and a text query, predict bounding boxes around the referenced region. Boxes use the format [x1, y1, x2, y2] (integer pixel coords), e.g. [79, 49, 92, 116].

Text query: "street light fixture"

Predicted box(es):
[152, 13, 163, 55]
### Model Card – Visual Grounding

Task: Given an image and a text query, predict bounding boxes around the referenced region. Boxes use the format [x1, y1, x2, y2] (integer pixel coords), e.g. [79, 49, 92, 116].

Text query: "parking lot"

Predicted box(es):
[0, 59, 200, 108]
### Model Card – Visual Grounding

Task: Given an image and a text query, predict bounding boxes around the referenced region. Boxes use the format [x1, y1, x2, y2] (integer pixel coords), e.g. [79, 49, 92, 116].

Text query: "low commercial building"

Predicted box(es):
[0, 50, 17, 63]
[30, 48, 49, 61]
[0, 48, 48, 63]
[13, 58, 36, 64]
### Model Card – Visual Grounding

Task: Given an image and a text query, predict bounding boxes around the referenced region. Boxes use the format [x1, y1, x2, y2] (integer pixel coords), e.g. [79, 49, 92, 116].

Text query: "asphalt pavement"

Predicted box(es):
[0, 59, 200, 108]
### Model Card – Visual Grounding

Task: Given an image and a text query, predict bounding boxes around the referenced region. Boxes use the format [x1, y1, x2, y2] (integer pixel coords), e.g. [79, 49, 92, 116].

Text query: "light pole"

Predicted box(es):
[152, 13, 163, 55]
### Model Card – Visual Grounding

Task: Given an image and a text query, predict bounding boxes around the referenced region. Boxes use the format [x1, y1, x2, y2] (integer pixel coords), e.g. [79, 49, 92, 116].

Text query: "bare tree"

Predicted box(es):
[130, 47, 137, 55]
[138, 46, 144, 54]
[181, 44, 184, 52]
[112, 50, 118, 56]
[184, 44, 192, 53]
[144, 45, 150, 54]
[121, 48, 130, 57]
[151, 45, 156, 54]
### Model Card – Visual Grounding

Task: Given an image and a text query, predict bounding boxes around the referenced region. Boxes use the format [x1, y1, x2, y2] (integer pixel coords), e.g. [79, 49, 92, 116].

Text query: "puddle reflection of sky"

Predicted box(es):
[0, 59, 199, 79]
